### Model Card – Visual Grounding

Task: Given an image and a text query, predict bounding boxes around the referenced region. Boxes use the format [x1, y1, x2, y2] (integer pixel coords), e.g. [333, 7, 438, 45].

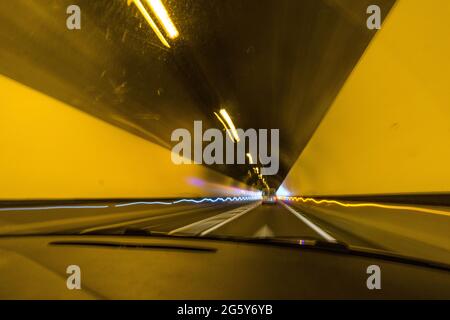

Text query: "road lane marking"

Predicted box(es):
[281, 202, 337, 242]
[80, 204, 221, 234]
[168, 202, 260, 236]
[0, 206, 186, 234]
[167, 206, 248, 235]
[200, 202, 260, 236]
[253, 224, 274, 237]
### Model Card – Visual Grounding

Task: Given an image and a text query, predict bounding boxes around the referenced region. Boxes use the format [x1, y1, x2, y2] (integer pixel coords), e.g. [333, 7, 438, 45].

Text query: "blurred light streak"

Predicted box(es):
[284, 197, 450, 217]
[219, 109, 240, 142]
[214, 112, 234, 141]
[0, 197, 262, 212]
[115, 196, 261, 207]
[145, 0, 179, 39]
[173, 197, 248, 204]
[114, 201, 173, 207]
[0, 205, 109, 212]
[128, 0, 171, 48]
[187, 177, 206, 187]
[246, 153, 254, 164]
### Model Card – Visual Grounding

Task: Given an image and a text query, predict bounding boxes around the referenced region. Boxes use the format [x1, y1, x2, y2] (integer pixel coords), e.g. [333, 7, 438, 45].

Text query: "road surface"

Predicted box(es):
[1, 199, 449, 264]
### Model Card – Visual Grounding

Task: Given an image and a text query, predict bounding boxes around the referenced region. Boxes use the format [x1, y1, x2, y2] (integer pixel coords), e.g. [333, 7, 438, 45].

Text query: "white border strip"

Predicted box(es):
[281, 202, 336, 242]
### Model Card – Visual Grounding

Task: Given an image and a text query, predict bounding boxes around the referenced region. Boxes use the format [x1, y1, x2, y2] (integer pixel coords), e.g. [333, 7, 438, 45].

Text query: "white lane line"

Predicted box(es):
[168, 213, 222, 235]
[167, 206, 247, 235]
[168, 202, 260, 235]
[200, 202, 260, 236]
[280, 202, 337, 242]
[253, 224, 274, 238]
[81, 207, 210, 234]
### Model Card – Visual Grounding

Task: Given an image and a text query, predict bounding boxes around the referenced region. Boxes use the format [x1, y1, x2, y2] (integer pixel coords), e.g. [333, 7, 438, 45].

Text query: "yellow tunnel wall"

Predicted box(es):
[279, 0, 450, 196]
[0, 75, 255, 199]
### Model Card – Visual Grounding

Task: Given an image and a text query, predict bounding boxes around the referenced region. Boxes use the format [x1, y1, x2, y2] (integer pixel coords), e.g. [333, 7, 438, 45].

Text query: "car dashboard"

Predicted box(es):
[0, 235, 449, 299]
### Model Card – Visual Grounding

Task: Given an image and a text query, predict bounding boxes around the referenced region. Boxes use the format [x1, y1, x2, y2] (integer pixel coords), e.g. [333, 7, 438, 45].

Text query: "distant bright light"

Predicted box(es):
[146, 0, 179, 39]
[276, 185, 291, 197]
[219, 109, 240, 142]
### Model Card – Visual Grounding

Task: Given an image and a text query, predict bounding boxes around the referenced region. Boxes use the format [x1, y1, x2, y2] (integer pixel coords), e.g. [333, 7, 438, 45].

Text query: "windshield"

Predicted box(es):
[1, 0, 450, 270]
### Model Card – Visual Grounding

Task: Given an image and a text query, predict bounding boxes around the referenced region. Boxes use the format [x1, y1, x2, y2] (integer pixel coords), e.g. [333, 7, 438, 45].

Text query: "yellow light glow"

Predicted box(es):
[219, 109, 240, 142]
[129, 0, 171, 48]
[214, 112, 234, 142]
[288, 197, 450, 217]
[145, 0, 179, 39]
[246, 153, 254, 164]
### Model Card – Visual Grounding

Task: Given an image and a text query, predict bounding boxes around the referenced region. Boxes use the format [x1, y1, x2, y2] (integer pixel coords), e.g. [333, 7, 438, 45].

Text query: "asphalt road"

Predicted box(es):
[1, 199, 449, 265]
[207, 203, 322, 239]
[0, 201, 248, 235]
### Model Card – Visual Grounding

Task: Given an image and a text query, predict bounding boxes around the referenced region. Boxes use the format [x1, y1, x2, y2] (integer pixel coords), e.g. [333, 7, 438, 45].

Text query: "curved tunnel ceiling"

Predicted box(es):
[0, 0, 395, 189]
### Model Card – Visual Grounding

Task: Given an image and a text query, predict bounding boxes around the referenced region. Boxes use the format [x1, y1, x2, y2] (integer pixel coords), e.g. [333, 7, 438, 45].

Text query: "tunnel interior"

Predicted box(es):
[2, 0, 450, 300]
[1, 0, 449, 202]
[1, 0, 397, 195]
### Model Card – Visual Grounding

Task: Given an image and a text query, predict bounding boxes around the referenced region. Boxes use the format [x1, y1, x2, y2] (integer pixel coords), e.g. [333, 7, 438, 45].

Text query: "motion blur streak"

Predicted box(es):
[146, 0, 179, 39]
[0, 196, 260, 212]
[284, 197, 450, 218]
[128, 0, 171, 48]
[219, 109, 240, 142]
[114, 201, 173, 207]
[0, 205, 110, 212]
[246, 153, 254, 164]
[115, 196, 260, 207]
[214, 112, 234, 141]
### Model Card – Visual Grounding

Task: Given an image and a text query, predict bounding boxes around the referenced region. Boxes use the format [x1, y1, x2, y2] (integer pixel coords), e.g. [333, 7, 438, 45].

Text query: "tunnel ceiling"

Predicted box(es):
[0, 0, 395, 189]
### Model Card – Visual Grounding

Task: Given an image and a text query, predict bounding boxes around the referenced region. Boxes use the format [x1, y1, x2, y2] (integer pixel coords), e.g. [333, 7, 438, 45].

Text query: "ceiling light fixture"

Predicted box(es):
[128, 0, 171, 48]
[219, 109, 240, 142]
[214, 112, 235, 142]
[145, 0, 179, 39]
